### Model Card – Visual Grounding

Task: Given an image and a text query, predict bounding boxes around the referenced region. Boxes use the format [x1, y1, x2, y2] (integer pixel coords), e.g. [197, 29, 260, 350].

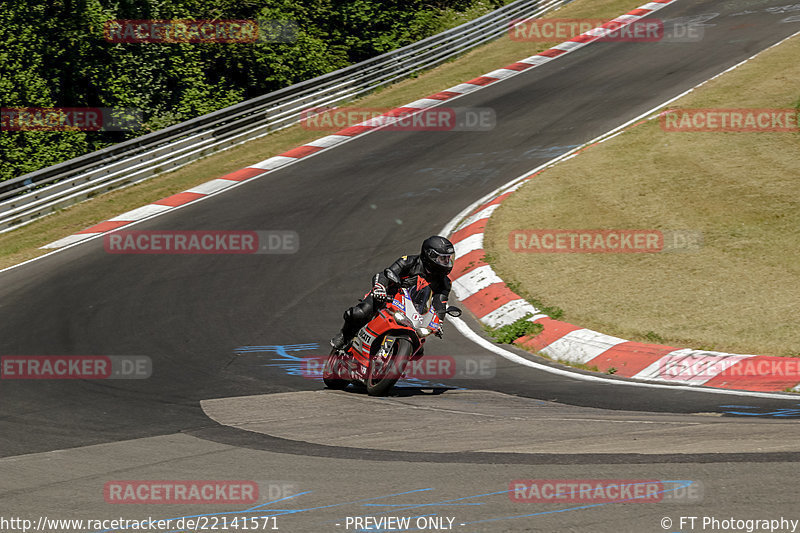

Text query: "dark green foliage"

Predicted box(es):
[1, 0, 504, 181]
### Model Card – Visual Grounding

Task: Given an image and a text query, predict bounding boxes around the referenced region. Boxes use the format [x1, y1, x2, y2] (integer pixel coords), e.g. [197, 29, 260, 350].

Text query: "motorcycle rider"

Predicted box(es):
[330, 235, 456, 351]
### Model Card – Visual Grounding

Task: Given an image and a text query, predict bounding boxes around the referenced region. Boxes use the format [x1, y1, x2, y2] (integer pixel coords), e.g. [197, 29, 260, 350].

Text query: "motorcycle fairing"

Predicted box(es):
[336, 283, 441, 383]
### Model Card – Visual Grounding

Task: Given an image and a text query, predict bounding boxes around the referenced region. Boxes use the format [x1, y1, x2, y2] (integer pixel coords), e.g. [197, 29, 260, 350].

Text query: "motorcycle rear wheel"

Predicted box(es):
[366, 337, 413, 396]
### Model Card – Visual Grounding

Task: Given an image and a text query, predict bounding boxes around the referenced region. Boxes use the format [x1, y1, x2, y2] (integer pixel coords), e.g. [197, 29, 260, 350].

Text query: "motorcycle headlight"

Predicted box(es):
[393, 312, 412, 326]
[417, 327, 432, 338]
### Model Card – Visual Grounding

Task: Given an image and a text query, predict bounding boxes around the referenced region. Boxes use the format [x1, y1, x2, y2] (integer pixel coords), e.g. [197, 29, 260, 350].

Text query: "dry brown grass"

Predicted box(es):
[0, 0, 646, 270]
[486, 36, 800, 356]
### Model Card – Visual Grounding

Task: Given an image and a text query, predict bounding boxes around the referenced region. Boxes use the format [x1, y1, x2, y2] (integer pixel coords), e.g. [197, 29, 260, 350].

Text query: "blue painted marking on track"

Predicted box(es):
[235, 343, 320, 377]
[359, 489, 506, 514]
[522, 144, 581, 159]
[462, 480, 696, 526]
[362, 502, 483, 507]
[93, 481, 698, 532]
[720, 404, 800, 417]
[93, 489, 434, 532]
[235, 343, 459, 389]
[341, 480, 697, 531]
[244, 491, 313, 511]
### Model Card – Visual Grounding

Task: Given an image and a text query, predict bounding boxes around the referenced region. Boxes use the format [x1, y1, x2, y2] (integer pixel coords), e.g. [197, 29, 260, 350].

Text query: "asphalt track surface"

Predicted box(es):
[1, 1, 799, 531]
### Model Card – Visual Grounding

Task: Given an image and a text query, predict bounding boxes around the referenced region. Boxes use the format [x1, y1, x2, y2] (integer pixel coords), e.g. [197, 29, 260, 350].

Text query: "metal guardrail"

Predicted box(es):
[0, 0, 565, 232]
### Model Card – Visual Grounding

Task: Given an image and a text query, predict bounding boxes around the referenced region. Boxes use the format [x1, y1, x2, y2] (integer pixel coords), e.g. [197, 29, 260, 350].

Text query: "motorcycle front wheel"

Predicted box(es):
[366, 337, 413, 396]
[323, 349, 349, 390]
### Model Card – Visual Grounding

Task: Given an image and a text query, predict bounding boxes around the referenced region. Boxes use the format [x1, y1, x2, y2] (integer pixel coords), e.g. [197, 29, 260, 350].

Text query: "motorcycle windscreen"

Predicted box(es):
[407, 284, 434, 315]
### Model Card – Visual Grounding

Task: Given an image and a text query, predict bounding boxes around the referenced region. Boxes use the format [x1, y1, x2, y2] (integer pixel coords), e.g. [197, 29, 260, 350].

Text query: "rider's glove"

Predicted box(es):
[372, 283, 389, 302]
[434, 324, 444, 338]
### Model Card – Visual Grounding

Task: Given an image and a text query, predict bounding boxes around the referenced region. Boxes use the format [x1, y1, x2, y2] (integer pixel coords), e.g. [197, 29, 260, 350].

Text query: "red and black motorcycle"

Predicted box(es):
[324, 272, 461, 396]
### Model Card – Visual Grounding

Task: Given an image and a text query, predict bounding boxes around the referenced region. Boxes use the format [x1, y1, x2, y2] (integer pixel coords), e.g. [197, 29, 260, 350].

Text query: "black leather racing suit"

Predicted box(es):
[339, 254, 452, 341]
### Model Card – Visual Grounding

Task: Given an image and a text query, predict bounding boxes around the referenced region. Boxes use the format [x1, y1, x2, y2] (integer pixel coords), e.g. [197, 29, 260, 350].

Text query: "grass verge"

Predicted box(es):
[485, 36, 800, 356]
[485, 313, 544, 344]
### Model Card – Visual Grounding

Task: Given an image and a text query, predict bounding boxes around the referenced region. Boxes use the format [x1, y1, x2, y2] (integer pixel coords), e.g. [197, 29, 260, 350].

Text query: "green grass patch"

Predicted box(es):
[642, 331, 665, 344]
[485, 313, 544, 344]
[543, 355, 600, 373]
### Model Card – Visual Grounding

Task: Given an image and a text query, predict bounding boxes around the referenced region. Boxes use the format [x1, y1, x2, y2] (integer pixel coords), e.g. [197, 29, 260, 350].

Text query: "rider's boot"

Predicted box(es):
[331, 303, 370, 350]
[330, 331, 351, 351]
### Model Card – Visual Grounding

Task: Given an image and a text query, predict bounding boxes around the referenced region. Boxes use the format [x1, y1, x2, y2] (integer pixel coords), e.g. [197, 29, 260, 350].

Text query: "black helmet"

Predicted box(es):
[421, 235, 455, 276]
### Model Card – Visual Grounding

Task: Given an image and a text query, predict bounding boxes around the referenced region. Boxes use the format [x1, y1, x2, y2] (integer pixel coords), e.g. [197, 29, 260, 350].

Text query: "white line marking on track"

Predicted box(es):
[441, 30, 800, 399]
[449, 316, 800, 399]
